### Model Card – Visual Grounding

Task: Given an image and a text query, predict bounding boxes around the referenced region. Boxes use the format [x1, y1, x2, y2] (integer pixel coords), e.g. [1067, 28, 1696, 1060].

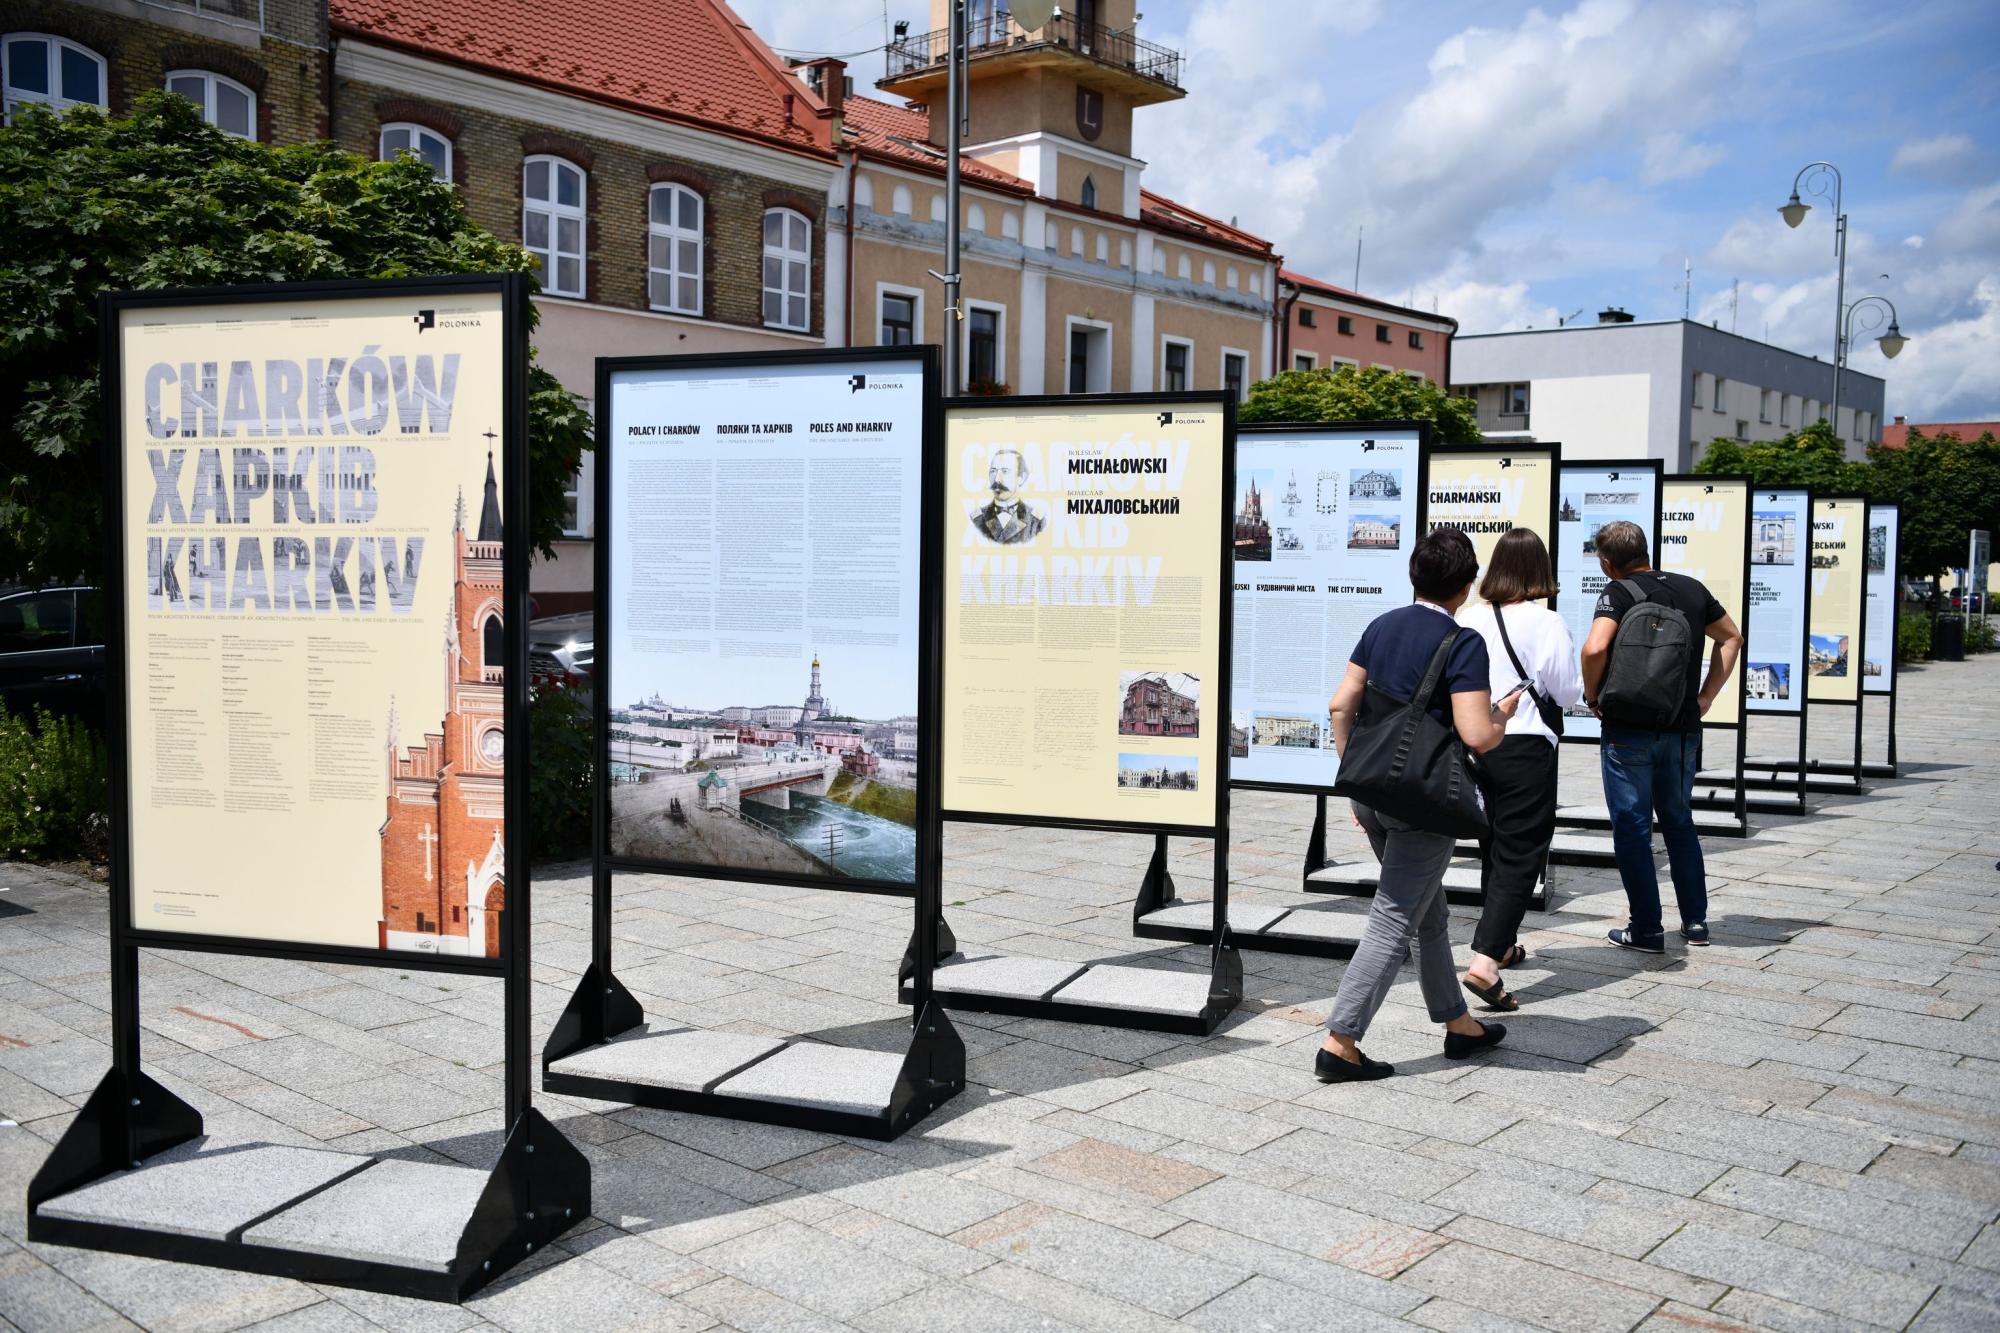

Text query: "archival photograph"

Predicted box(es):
[1229, 710, 1249, 759]
[1347, 513, 1401, 550]
[1234, 468, 1273, 562]
[1251, 714, 1320, 749]
[1118, 670, 1201, 737]
[1808, 634, 1850, 678]
[1754, 511, 1798, 565]
[1746, 661, 1792, 700]
[1117, 753, 1199, 791]
[1348, 466, 1402, 501]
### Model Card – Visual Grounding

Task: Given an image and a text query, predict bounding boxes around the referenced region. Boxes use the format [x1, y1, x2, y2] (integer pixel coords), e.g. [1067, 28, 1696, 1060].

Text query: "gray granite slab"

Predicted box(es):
[37, 1140, 370, 1242]
[1050, 964, 1212, 1018]
[1261, 905, 1369, 943]
[546, 1024, 784, 1093]
[1139, 901, 1288, 934]
[1559, 803, 1743, 831]
[1304, 863, 1514, 893]
[241, 1159, 489, 1273]
[711, 1041, 904, 1117]
[1550, 831, 1615, 856]
[933, 953, 1087, 1001]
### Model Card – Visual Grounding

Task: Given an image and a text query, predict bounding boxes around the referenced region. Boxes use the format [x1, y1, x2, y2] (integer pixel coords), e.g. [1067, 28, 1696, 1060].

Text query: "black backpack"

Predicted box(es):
[1597, 578, 1693, 729]
[1333, 627, 1488, 838]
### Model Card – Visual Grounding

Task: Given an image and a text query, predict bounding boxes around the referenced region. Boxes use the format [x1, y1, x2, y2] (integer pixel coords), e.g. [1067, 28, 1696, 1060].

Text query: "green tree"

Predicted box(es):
[0, 92, 591, 589]
[1864, 427, 2000, 581]
[1691, 420, 1869, 494]
[1239, 364, 1482, 443]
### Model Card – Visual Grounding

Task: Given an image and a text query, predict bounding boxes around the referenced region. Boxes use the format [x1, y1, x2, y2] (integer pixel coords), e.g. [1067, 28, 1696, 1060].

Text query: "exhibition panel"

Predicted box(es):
[916, 393, 1242, 1034]
[1306, 443, 1570, 898]
[1554, 459, 1664, 745]
[29, 275, 586, 1303]
[1139, 421, 1425, 958]
[542, 346, 963, 1140]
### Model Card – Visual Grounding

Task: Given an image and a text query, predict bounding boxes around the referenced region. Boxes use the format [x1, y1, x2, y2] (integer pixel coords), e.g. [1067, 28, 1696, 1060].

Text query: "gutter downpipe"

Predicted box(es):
[843, 149, 858, 348]
[1277, 277, 1300, 374]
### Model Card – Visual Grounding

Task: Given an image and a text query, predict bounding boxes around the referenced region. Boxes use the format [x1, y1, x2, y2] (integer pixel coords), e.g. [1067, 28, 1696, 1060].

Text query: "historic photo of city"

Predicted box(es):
[1809, 634, 1850, 679]
[1347, 514, 1401, 550]
[1118, 671, 1201, 738]
[1252, 713, 1321, 749]
[1234, 469, 1273, 562]
[607, 648, 919, 883]
[1117, 752, 1199, 791]
[1754, 511, 1798, 565]
[1746, 661, 1792, 700]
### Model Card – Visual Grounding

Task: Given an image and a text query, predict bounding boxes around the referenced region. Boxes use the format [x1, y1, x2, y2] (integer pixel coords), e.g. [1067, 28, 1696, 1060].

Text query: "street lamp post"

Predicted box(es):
[1843, 295, 1907, 363]
[1779, 161, 1847, 431]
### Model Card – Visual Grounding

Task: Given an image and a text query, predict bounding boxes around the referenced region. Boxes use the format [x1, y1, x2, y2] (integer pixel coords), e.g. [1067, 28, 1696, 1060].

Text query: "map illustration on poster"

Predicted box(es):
[1556, 462, 1660, 741]
[1232, 425, 1421, 790]
[941, 399, 1227, 830]
[1659, 478, 1748, 728]
[1746, 488, 1811, 714]
[603, 355, 927, 887]
[1863, 505, 1899, 694]
[1425, 447, 1555, 612]
[118, 288, 510, 955]
[1808, 497, 1866, 704]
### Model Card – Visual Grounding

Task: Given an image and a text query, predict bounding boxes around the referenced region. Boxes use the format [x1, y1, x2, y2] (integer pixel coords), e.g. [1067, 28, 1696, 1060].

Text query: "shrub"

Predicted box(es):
[1967, 616, 1998, 654]
[1897, 610, 1932, 662]
[0, 706, 108, 861]
[528, 673, 593, 861]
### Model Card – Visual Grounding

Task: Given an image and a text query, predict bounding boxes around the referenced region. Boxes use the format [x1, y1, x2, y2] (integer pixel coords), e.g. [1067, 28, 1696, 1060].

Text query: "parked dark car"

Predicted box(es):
[527, 610, 594, 682]
[0, 584, 104, 721]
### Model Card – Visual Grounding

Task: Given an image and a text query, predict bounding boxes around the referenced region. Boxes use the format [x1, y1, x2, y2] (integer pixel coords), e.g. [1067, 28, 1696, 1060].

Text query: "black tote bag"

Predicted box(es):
[1332, 627, 1489, 838]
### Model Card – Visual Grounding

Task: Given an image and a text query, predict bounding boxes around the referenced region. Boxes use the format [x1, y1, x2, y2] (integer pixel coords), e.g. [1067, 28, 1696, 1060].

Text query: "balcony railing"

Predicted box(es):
[140, 0, 264, 31]
[886, 14, 1183, 90]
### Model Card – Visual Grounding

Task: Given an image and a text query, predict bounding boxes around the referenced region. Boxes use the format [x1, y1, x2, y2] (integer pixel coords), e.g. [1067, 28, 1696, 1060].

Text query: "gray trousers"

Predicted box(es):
[1325, 803, 1469, 1041]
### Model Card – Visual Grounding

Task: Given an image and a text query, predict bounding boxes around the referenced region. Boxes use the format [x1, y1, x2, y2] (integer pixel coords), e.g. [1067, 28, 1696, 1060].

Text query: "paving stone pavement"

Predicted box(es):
[4, 655, 2000, 1330]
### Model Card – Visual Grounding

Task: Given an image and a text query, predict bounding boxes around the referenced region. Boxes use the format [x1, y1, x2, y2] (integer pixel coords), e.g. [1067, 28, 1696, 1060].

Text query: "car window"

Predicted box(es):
[75, 593, 102, 648]
[0, 591, 75, 654]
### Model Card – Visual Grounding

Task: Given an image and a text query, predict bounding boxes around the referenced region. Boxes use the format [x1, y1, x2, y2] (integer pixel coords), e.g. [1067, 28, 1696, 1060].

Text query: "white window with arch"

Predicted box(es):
[852, 173, 874, 209]
[891, 183, 912, 216]
[1044, 220, 1059, 249]
[165, 70, 257, 139]
[1248, 272, 1260, 296]
[3, 33, 104, 121]
[1118, 238, 1132, 268]
[1226, 267, 1239, 290]
[967, 201, 985, 234]
[1095, 234, 1108, 263]
[647, 182, 703, 315]
[523, 155, 586, 297]
[1202, 259, 1216, 285]
[1177, 254, 1192, 281]
[1153, 250, 1167, 275]
[379, 122, 451, 181]
[930, 194, 945, 223]
[1070, 226, 1084, 257]
[1001, 211, 1020, 241]
[762, 208, 811, 331]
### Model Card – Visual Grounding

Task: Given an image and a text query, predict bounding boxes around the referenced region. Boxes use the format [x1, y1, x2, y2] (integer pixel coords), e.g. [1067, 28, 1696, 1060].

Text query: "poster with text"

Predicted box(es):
[942, 400, 1226, 829]
[1660, 478, 1747, 727]
[1557, 463, 1659, 740]
[604, 355, 926, 887]
[1863, 504, 1899, 694]
[120, 287, 510, 955]
[1808, 497, 1866, 704]
[1425, 448, 1555, 613]
[1231, 426, 1420, 789]
[1746, 488, 1810, 715]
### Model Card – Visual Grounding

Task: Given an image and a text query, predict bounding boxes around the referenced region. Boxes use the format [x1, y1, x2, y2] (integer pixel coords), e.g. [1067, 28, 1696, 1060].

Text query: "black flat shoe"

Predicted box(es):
[1444, 1021, 1506, 1060]
[1316, 1047, 1395, 1082]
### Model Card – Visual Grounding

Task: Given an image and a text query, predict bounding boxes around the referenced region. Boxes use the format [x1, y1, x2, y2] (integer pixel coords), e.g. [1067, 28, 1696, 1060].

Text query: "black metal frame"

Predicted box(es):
[1658, 474, 1755, 826]
[1551, 457, 1666, 751]
[29, 274, 585, 1303]
[913, 391, 1242, 1035]
[1133, 421, 1425, 960]
[541, 344, 963, 1141]
[1731, 486, 1818, 812]
[1301, 440, 1563, 906]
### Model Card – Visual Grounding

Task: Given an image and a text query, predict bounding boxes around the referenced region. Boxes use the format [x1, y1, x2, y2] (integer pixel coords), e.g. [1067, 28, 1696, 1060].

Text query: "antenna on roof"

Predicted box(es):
[1352, 225, 1363, 291]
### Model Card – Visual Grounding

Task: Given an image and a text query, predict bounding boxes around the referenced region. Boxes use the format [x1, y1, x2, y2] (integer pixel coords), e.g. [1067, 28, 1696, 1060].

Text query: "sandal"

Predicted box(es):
[1500, 944, 1528, 970]
[1461, 974, 1520, 1012]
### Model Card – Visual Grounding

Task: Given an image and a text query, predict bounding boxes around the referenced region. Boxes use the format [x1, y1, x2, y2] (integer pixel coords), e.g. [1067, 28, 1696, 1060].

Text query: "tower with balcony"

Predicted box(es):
[881, 0, 1183, 220]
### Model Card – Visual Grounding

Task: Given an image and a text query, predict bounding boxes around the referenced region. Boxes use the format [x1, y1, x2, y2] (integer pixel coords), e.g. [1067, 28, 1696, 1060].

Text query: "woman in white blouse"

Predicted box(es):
[1456, 528, 1582, 1010]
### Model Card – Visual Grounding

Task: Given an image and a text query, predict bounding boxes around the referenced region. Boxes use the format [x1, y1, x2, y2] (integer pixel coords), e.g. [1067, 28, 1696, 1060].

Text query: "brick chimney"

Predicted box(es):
[800, 57, 847, 116]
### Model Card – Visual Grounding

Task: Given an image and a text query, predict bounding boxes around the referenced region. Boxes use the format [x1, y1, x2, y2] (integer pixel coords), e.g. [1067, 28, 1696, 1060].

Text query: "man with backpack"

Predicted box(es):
[1580, 521, 1744, 953]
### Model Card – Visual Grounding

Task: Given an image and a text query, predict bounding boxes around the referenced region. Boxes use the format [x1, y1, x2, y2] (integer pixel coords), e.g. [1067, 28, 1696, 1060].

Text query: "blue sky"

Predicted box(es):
[736, 0, 2000, 420]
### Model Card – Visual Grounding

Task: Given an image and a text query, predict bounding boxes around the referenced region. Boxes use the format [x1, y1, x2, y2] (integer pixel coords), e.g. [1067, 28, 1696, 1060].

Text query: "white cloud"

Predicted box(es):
[1641, 132, 1726, 185]
[1137, 0, 1753, 297]
[1889, 133, 1981, 183]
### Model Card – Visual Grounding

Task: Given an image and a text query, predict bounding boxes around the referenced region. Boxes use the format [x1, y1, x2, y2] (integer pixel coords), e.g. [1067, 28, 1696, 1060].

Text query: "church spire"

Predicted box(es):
[476, 451, 503, 542]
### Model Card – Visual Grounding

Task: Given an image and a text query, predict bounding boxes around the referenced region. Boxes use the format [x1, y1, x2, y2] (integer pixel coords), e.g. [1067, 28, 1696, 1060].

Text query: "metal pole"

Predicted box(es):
[941, 0, 965, 395]
[1829, 189, 1847, 437]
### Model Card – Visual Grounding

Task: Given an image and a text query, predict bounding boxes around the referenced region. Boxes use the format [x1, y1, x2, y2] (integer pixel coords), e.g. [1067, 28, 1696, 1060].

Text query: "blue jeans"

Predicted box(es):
[1600, 724, 1707, 940]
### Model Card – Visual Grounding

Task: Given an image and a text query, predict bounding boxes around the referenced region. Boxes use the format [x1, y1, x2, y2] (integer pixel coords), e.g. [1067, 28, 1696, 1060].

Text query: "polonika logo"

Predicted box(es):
[413, 309, 436, 334]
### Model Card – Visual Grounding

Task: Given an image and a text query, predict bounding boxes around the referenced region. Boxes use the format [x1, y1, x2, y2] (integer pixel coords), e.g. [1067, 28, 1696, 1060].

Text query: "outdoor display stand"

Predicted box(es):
[29, 275, 587, 1303]
[1131, 422, 1426, 959]
[541, 347, 963, 1140]
[1743, 495, 1870, 795]
[905, 392, 1240, 1036]
[1723, 487, 1817, 813]
[1737, 502, 1901, 780]
[1304, 441, 1566, 901]
[1651, 476, 1754, 825]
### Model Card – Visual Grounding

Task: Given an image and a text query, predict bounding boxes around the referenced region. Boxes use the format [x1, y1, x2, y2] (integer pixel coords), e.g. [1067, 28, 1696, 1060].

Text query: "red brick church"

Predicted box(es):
[378, 455, 507, 956]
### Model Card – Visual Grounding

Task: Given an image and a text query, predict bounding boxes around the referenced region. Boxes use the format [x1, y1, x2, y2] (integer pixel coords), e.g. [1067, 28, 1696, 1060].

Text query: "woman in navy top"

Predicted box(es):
[1320, 527, 1518, 1081]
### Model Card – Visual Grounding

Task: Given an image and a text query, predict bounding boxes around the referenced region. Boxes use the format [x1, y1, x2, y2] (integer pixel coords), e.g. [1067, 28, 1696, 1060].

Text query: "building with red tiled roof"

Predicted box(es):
[1881, 417, 2000, 449]
[1277, 270, 1457, 385]
[850, 0, 1281, 397]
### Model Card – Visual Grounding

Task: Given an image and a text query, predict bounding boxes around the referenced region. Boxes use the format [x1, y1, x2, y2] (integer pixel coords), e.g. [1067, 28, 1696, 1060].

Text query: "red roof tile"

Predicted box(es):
[843, 96, 1031, 191]
[1280, 267, 1457, 328]
[1140, 190, 1271, 256]
[1881, 419, 2000, 449]
[329, 0, 836, 155]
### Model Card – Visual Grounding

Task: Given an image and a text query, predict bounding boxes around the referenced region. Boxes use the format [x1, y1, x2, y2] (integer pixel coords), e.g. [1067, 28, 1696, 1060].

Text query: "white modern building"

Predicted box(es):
[1450, 310, 1887, 470]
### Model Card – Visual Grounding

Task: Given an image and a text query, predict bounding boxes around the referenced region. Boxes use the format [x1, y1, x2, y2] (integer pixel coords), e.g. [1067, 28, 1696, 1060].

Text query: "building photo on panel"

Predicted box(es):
[1118, 671, 1201, 737]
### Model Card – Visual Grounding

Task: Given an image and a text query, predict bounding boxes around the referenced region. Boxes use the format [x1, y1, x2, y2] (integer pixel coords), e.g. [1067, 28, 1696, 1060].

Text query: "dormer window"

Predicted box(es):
[1081, 175, 1098, 210]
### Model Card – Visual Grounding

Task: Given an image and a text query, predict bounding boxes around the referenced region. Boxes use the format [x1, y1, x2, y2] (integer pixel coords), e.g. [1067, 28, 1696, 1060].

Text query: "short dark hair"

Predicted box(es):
[1594, 520, 1649, 572]
[1479, 527, 1559, 603]
[1410, 527, 1478, 602]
